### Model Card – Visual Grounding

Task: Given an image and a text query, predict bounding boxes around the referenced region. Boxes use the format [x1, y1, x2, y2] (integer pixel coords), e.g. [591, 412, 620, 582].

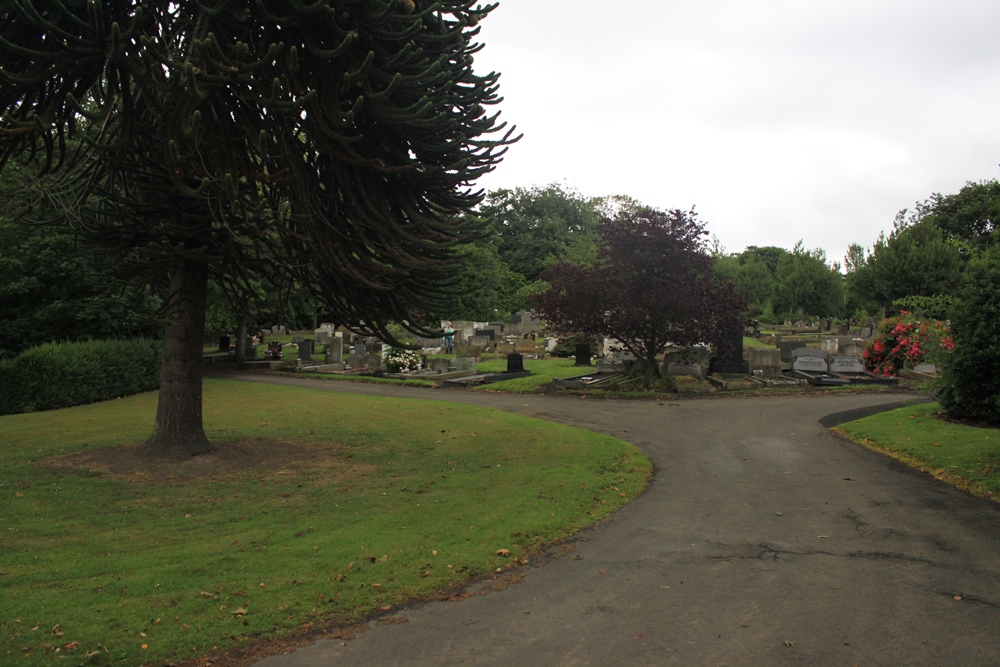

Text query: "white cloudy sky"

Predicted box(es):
[469, 0, 1000, 263]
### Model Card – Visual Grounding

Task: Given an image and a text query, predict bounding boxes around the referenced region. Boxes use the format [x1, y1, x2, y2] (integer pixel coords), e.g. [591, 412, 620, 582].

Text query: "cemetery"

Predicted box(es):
[195, 311, 929, 397]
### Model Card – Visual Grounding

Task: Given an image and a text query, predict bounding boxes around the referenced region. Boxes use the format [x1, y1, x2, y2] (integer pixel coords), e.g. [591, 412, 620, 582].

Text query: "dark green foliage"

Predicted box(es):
[0, 218, 161, 357]
[0, 0, 517, 339]
[772, 241, 845, 317]
[440, 243, 527, 321]
[479, 184, 600, 283]
[0, 1, 516, 452]
[854, 216, 964, 309]
[891, 294, 958, 321]
[938, 248, 1000, 425]
[924, 180, 1000, 248]
[0, 338, 161, 415]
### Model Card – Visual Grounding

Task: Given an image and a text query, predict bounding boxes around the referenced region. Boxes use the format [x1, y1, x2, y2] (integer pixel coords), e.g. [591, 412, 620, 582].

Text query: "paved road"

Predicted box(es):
[233, 376, 1000, 666]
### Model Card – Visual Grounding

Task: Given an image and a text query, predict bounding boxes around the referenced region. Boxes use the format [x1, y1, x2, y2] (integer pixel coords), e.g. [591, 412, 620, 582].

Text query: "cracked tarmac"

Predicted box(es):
[233, 376, 1000, 666]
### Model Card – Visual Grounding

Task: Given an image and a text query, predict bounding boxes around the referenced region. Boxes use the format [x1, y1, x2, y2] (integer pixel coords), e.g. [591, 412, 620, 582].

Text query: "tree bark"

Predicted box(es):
[139, 258, 215, 458]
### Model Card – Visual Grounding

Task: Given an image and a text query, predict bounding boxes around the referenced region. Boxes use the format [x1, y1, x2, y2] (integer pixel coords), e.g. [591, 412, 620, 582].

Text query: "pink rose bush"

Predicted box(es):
[863, 311, 953, 377]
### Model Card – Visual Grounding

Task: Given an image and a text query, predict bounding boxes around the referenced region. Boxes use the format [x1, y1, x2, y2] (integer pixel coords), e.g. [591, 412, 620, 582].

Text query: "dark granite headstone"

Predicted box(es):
[506, 353, 525, 373]
[574, 343, 592, 366]
[218, 336, 231, 352]
[297, 339, 313, 361]
[710, 326, 747, 374]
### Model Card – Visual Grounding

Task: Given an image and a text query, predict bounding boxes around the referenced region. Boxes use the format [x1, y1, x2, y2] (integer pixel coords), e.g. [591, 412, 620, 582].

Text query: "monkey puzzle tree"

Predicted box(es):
[0, 0, 516, 457]
[532, 208, 743, 385]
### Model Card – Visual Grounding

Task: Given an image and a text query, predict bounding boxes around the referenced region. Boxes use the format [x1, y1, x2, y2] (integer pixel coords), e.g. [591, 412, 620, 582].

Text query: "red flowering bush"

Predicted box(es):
[863, 311, 953, 377]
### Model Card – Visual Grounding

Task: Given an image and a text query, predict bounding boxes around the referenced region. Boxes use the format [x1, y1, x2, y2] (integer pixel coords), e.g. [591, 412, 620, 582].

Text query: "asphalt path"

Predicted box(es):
[230, 375, 1000, 666]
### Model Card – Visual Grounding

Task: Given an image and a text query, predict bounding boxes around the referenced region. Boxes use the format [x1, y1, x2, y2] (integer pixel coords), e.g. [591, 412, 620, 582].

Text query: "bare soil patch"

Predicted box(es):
[43, 437, 370, 484]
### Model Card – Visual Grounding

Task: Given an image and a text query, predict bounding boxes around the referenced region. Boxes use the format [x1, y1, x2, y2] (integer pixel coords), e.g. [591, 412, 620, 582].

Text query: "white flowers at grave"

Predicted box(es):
[384, 348, 423, 373]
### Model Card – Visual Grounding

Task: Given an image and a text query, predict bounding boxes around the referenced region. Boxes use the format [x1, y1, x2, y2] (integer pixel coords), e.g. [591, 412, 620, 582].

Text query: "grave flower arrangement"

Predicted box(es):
[384, 347, 423, 373]
[863, 311, 953, 377]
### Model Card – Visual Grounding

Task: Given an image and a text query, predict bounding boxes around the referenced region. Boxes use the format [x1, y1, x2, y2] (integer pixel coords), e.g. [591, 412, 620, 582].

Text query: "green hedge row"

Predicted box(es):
[0, 338, 161, 416]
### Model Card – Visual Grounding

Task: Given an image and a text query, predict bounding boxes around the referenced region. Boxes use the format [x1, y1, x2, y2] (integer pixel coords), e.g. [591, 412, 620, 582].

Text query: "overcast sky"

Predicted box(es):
[469, 0, 1000, 264]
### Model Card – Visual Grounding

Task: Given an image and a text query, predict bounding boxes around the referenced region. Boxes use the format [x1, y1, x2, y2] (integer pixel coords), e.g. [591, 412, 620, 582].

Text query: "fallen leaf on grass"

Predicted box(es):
[784, 640, 797, 648]
[231, 608, 248, 617]
[495, 549, 510, 557]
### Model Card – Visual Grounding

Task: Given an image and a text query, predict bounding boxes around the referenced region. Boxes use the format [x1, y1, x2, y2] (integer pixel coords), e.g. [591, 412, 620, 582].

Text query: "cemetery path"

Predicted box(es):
[233, 375, 1000, 667]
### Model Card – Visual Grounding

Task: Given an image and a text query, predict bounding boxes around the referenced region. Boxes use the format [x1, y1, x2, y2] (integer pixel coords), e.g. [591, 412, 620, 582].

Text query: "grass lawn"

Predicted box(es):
[471, 356, 585, 392]
[0, 380, 651, 667]
[834, 401, 1000, 501]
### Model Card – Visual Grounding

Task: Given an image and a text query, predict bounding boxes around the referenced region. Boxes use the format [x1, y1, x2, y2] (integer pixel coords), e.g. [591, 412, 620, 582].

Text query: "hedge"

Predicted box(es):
[0, 338, 161, 415]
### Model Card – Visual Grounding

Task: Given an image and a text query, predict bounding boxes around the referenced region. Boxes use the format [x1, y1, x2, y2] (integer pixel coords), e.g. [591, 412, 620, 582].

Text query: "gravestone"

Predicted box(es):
[840, 340, 865, 357]
[364, 353, 383, 369]
[474, 328, 496, 341]
[346, 354, 364, 368]
[666, 361, 701, 376]
[428, 358, 452, 373]
[507, 353, 525, 373]
[830, 356, 865, 374]
[454, 344, 481, 359]
[791, 348, 828, 372]
[747, 347, 782, 376]
[354, 343, 366, 357]
[913, 362, 938, 374]
[315, 330, 331, 344]
[777, 340, 800, 362]
[218, 336, 231, 352]
[325, 338, 343, 363]
[574, 343, 592, 366]
[297, 339, 314, 362]
[711, 326, 747, 374]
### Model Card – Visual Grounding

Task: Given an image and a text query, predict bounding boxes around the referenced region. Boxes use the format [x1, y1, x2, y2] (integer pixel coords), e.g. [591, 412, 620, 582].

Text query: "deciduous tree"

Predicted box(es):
[532, 208, 743, 384]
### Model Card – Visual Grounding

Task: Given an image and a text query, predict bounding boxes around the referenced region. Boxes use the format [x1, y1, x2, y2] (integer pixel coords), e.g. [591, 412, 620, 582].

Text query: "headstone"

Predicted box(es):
[829, 356, 865, 374]
[861, 327, 872, 338]
[574, 343, 592, 366]
[474, 329, 496, 341]
[506, 353, 525, 373]
[453, 344, 481, 359]
[777, 340, 800, 362]
[364, 353, 383, 369]
[315, 330, 331, 344]
[346, 354, 364, 368]
[297, 339, 314, 362]
[546, 337, 558, 352]
[469, 336, 491, 348]
[711, 326, 747, 374]
[791, 348, 828, 372]
[840, 341, 865, 357]
[429, 358, 452, 373]
[747, 348, 782, 376]
[325, 338, 343, 363]
[666, 362, 701, 376]
[913, 362, 938, 374]
[218, 335, 231, 352]
[354, 343, 366, 357]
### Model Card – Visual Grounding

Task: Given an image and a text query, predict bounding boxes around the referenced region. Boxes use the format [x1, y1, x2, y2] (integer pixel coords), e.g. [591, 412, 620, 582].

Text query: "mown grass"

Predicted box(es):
[834, 401, 1000, 501]
[0, 380, 651, 667]
[471, 356, 584, 392]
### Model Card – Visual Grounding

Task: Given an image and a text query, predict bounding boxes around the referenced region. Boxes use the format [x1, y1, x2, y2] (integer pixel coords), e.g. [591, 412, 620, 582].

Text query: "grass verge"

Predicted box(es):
[0, 379, 651, 667]
[833, 401, 1000, 501]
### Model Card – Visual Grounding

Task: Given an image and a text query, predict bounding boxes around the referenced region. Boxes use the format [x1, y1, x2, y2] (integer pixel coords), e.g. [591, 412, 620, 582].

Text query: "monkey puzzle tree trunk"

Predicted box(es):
[140, 258, 214, 458]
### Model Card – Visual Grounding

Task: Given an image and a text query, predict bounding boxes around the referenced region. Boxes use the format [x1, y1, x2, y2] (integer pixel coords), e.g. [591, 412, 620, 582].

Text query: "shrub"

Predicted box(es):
[0, 338, 161, 415]
[863, 311, 953, 377]
[938, 249, 1000, 424]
